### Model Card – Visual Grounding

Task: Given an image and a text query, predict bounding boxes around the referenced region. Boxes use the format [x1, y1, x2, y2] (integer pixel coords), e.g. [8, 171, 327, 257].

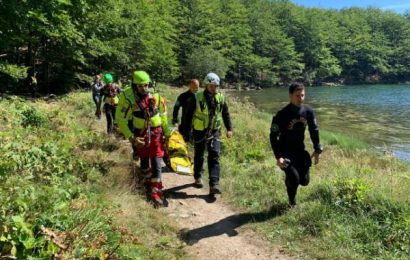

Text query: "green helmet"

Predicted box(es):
[132, 70, 150, 85]
[104, 73, 113, 84]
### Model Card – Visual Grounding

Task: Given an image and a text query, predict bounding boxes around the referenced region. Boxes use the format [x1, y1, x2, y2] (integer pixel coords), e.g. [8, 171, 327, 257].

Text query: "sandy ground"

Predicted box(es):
[161, 172, 294, 260]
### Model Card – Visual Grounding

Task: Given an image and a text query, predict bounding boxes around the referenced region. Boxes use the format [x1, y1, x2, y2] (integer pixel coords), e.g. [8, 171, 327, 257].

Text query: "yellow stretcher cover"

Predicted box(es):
[166, 130, 193, 175]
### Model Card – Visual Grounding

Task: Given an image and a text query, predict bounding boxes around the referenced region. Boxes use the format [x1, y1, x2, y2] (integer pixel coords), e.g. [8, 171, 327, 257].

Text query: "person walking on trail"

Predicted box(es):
[172, 79, 200, 142]
[115, 70, 170, 207]
[29, 72, 38, 98]
[269, 82, 323, 208]
[101, 73, 120, 134]
[91, 74, 104, 119]
[185, 72, 233, 195]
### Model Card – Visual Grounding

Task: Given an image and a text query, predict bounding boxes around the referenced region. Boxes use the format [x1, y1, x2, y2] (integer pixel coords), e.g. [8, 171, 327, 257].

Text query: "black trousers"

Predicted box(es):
[193, 130, 221, 186]
[178, 124, 190, 142]
[104, 104, 116, 134]
[283, 150, 312, 205]
[93, 94, 102, 118]
[140, 157, 162, 180]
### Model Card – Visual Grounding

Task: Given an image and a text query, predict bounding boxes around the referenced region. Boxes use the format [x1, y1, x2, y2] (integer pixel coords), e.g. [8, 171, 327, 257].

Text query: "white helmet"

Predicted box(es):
[204, 72, 220, 86]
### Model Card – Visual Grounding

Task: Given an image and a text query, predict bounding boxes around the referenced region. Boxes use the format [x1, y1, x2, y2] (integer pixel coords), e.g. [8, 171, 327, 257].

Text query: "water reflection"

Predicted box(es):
[231, 85, 410, 162]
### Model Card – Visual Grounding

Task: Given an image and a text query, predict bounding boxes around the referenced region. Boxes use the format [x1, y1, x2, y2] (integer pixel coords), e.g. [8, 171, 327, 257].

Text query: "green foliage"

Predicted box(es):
[333, 178, 370, 209]
[184, 46, 232, 80]
[0, 63, 27, 80]
[130, 0, 180, 81]
[245, 0, 304, 85]
[20, 108, 48, 127]
[0, 93, 185, 258]
[306, 181, 410, 256]
[2, 0, 410, 91]
[176, 0, 225, 72]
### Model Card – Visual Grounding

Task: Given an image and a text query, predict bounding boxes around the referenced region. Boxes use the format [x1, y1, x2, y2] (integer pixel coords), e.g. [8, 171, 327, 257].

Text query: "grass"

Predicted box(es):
[162, 85, 410, 259]
[0, 92, 186, 259]
[2, 85, 409, 259]
[217, 90, 410, 259]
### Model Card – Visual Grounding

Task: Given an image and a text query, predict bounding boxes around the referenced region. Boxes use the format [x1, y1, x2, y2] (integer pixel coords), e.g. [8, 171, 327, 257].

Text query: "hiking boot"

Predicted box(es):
[210, 184, 221, 195]
[194, 178, 203, 188]
[151, 192, 164, 208]
[150, 181, 167, 208]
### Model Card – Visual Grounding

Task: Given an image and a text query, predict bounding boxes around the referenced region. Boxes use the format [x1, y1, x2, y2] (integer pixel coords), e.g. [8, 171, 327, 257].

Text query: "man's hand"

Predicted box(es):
[162, 134, 169, 144]
[276, 157, 286, 169]
[129, 136, 145, 148]
[226, 130, 233, 138]
[128, 136, 135, 144]
[311, 152, 321, 165]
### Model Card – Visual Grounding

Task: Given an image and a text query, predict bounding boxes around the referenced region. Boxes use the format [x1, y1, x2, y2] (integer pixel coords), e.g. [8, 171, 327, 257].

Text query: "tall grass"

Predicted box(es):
[211, 91, 410, 259]
[0, 92, 186, 259]
[163, 85, 410, 259]
[3, 85, 407, 259]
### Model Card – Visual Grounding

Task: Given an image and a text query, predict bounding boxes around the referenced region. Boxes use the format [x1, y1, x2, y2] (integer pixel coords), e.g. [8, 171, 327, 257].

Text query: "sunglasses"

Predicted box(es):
[135, 83, 149, 88]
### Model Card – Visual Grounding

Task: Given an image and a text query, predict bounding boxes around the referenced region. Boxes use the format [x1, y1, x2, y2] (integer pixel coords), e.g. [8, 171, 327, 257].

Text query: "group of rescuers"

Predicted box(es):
[91, 70, 323, 207]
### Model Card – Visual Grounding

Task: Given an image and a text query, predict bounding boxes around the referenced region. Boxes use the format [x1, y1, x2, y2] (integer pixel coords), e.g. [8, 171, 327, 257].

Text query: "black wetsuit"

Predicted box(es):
[172, 90, 195, 141]
[270, 103, 322, 205]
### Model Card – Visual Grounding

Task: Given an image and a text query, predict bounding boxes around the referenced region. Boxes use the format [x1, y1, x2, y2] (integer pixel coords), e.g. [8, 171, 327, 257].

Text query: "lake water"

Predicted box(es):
[232, 84, 410, 162]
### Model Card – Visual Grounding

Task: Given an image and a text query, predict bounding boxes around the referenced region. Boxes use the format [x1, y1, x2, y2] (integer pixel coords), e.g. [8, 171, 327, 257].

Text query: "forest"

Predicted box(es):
[1, 1, 410, 258]
[1, 0, 410, 94]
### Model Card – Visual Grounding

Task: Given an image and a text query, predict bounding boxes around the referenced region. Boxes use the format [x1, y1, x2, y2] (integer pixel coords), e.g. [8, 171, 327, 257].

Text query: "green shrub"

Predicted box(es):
[333, 178, 369, 210]
[20, 108, 47, 127]
[0, 93, 149, 258]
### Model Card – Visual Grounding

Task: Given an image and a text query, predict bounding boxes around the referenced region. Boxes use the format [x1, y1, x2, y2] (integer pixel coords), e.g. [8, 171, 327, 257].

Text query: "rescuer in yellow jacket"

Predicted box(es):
[185, 72, 233, 196]
[116, 70, 170, 207]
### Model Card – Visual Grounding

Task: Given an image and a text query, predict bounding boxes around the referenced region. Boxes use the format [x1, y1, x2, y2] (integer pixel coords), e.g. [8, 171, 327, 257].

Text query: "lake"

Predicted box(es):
[231, 84, 410, 162]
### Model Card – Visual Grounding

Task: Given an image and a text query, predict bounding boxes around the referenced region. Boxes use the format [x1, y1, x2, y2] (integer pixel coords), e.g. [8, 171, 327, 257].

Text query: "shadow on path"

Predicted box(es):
[163, 183, 217, 203]
[180, 203, 290, 245]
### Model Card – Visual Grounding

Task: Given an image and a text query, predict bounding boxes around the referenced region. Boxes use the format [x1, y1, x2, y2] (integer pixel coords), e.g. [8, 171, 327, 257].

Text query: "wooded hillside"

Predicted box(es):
[1, 0, 410, 93]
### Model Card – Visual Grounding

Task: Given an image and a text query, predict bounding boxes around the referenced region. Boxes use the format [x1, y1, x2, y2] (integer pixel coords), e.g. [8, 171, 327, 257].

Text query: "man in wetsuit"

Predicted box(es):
[172, 79, 200, 141]
[270, 82, 323, 207]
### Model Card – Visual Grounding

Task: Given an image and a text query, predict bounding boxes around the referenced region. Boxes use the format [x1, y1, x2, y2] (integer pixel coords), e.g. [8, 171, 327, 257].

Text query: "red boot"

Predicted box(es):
[150, 180, 164, 207]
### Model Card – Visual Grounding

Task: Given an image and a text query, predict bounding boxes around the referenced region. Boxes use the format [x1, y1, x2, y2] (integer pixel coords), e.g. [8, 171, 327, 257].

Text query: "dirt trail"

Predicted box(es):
[93, 119, 292, 259]
[162, 172, 293, 260]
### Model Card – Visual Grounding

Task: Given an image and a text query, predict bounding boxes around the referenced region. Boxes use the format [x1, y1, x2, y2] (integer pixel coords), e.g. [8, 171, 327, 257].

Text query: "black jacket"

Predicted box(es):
[172, 90, 195, 127]
[270, 103, 321, 159]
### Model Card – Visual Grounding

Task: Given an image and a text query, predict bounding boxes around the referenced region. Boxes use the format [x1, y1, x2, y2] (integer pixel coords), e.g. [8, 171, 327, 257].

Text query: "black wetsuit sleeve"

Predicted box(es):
[270, 112, 282, 159]
[307, 108, 321, 152]
[185, 95, 196, 131]
[172, 94, 182, 124]
[221, 101, 232, 131]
